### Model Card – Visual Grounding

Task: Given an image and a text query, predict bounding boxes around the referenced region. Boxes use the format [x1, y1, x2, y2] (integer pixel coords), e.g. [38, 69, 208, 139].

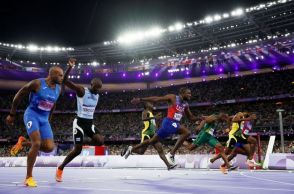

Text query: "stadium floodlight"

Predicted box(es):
[46, 46, 53, 52]
[214, 14, 222, 21]
[27, 44, 38, 52]
[174, 23, 184, 31]
[223, 13, 230, 18]
[53, 47, 60, 52]
[148, 27, 164, 37]
[117, 26, 164, 44]
[92, 61, 98, 66]
[205, 16, 213, 23]
[186, 23, 193, 27]
[231, 8, 244, 16]
[168, 25, 175, 32]
[16, 44, 24, 49]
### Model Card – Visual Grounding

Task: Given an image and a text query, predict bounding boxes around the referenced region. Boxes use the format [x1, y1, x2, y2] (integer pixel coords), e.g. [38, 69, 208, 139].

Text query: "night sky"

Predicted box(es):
[0, 0, 270, 46]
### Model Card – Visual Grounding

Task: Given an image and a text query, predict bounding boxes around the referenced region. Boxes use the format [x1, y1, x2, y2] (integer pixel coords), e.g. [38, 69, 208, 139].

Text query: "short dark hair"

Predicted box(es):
[179, 87, 190, 94]
[91, 78, 102, 86]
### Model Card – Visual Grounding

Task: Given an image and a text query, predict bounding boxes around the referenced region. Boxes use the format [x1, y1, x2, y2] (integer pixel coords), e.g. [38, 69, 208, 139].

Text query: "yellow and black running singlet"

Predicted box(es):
[141, 111, 156, 142]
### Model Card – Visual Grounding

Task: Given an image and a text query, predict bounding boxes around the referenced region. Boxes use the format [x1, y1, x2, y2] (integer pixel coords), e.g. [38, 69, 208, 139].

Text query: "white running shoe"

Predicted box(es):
[124, 146, 133, 159]
[166, 152, 176, 165]
[246, 159, 261, 167]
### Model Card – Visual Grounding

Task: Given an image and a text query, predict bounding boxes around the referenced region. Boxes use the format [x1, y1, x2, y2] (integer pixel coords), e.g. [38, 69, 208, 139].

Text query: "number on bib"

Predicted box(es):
[172, 122, 178, 128]
[173, 113, 183, 121]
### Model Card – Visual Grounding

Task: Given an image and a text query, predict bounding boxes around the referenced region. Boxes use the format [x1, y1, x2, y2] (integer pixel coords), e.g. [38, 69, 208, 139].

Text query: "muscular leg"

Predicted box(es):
[170, 125, 191, 156]
[58, 144, 83, 170]
[19, 139, 54, 151]
[215, 143, 231, 168]
[131, 135, 161, 153]
[183, 140, 197, 151]
[210, 147, 231, 163]
[247, 136, 257, 160]
[26, 130, 41, 178]
[153, 142, 171, 167]
[132, 145, 148, 155]
[83, 134, 104, 146]
[40, 139, 55, 152]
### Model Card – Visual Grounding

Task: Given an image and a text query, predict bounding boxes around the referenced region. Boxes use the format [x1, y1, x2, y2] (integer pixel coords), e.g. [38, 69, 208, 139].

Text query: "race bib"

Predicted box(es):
[37, 100, 54, 111]
[208, 128, 215, 135]
[150, 119, 156, 126]
[243, 129, 249, 135]
[173, 113, 183, 121]
[81, 105, 96, 116]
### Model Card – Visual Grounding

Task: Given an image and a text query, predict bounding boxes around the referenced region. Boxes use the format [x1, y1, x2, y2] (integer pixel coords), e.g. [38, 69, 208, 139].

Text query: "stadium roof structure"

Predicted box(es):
[0, 0, 294, 63]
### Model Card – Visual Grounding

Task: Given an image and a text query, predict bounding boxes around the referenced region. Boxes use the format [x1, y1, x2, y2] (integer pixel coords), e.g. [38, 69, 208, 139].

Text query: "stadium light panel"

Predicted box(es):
[168, 25, 175, 32]
[27, 44, 38, 52]
[214, 14, 222, 21]
[223, 13, 230, 18]
[205, 16, 213, 23]
[46, 46, 53, 52]
[231, 8, 244, 16]
[174, 23, 184, 31]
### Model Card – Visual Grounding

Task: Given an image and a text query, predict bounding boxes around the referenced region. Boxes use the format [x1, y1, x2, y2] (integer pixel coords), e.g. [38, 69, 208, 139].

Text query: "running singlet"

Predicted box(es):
[76, 87, 99, 119]
[167, 95, 189, 122]
[27, 78, 60, 116]
[240, 121, 253, 136]
[202, 122, 218, 136]
[142, 111, 156, 134]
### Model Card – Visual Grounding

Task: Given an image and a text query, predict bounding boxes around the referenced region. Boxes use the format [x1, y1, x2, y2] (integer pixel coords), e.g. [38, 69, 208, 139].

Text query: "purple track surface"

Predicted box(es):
[0, 167, 293, 194]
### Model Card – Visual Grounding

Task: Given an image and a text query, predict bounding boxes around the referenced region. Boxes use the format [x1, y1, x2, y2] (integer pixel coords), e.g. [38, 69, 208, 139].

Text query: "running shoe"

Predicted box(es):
[55, 167, 63, 182]
[166, 152, 176, 166]
[24, 177, 37, 187]
[10, 136, 26, 156]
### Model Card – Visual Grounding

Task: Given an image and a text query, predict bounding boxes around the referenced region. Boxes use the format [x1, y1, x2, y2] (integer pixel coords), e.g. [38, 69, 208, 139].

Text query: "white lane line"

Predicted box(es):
[0, 183, 191, 194]
[122, 181, 294, 192]
[240, 172, 294, 186]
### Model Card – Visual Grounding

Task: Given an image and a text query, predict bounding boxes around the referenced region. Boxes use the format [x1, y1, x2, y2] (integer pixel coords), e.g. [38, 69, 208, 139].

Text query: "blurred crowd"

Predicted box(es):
[0, 99, 293, 141]
[0, 69, 293, 111]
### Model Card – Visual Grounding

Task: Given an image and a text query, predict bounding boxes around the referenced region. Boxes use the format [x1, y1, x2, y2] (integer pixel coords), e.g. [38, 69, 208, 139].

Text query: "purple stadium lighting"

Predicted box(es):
[137, 73, 141, 78]
[155, 73, 158, 77]
[105, 73, 109, 77]
[122, 73, 126, 77]
[69, 93, 73, 97]
[186, 71, 190, 75]
[218, 67, 223, 73]
[86, 72, 89, 76]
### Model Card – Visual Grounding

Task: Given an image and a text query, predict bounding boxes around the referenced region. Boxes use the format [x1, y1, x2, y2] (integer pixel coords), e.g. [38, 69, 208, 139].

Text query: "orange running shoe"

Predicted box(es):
[220, 166, 228, 174]
[10, 136, 26, 156]
[24, 177, 37, 187]
[55, 167, 63, 182]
